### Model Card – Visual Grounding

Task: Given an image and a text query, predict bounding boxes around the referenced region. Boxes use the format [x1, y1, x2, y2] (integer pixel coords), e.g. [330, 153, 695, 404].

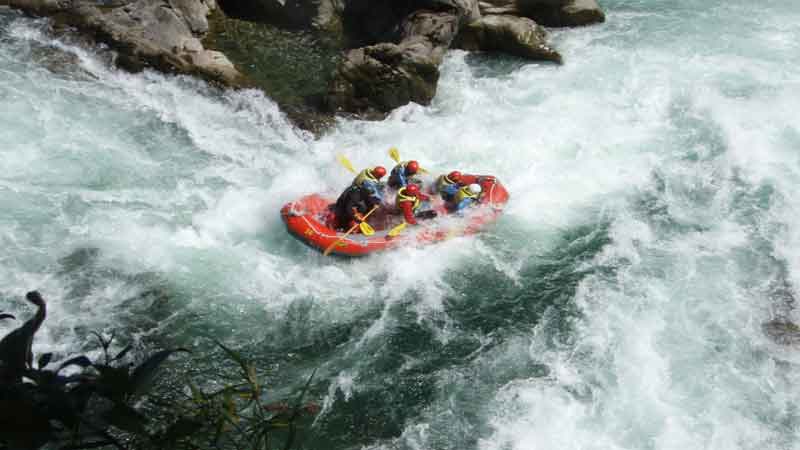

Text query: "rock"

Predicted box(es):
[518, 0, 605, 26]
[168, 0, 213, 33]
[328, 10, 458, 116]
[478, 0, 604, 27]
[763, 320, 800, 346]
[478, 0, 519, 16]
[454, 14, 561, 63]
[8, 0, 245, 86]
[426, 0, 480, 23]
[216, 0, 344, 40]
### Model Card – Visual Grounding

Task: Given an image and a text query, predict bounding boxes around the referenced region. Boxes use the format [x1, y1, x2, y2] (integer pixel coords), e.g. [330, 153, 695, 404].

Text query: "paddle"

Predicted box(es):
[360, 220, 375, 236]
[323, 205, 379, 256]
[388, 147, 429, 174]
[337, 154, 357, 174]
[387, 207, 440, 238]
[387, 221, 407, 238]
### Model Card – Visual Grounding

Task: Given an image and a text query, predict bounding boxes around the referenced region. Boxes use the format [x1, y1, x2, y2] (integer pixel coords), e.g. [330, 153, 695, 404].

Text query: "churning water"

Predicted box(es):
[1, 0, 799, 448]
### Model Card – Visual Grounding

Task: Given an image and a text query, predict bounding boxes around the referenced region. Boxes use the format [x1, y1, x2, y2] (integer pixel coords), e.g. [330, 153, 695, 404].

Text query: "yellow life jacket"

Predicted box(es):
[395, 187, 421, 211]
[353, 168, 378, 187]
[436, 174, 456, 191]
[454, 185, 479, 204]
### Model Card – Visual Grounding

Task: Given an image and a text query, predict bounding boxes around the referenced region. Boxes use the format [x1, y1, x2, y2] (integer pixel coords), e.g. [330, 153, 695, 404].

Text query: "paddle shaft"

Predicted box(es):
[323, 205, 379, 256]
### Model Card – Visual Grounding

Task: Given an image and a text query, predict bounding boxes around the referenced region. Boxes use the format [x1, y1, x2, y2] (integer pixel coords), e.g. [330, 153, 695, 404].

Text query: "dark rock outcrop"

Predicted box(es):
[454, 14, 561, 63]
[4, 0, 244, 86]
[216, 0, 344, 41]
[328, 10, 459, 117]
[3, 0, 604, 131]
[478, 0, 604, 27]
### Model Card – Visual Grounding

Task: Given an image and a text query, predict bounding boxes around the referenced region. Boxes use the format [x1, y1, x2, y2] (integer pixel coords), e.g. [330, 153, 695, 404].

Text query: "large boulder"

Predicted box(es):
[478, 0, 604, 27]
[328, 10, 458, 116]
[454, 14, 561, 63]
[7, 0, 244, 85]
[426, 0, 480, 22]
[215, 0, 344, 36]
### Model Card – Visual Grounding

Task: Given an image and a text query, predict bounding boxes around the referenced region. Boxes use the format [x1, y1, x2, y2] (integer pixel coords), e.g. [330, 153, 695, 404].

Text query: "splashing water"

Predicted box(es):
[1, 0, 799, 448]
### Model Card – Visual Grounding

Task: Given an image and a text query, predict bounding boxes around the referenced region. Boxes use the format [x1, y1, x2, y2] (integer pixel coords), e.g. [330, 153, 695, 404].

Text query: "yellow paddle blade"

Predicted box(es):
[337, 154, 356, 174]
[387, 222, 407, 238]
[359, 221, 375, 236]
[389, 147, 401, 163]
[389, 147, 428, 173]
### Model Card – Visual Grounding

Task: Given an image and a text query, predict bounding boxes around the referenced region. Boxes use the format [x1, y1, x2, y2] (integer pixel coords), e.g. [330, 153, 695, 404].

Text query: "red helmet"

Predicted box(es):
[405, 160, 419, 175]
[371, 166, 387, 179]
[447, 171, 462, 182]
[405, 184, 420, 195]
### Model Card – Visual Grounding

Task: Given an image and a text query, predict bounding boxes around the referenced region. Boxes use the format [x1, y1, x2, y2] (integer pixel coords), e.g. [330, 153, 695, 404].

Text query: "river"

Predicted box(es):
[1, 1, 799, 448]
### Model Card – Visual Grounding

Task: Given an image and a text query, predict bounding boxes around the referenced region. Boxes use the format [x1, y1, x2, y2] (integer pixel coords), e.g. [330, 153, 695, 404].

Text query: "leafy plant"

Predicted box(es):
[0, 292, 319, 450]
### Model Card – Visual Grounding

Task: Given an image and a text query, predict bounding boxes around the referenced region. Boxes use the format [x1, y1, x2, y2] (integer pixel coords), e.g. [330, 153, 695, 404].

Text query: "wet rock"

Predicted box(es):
[427, 0, 480, 22]
[478, 0, 604, 27]
[478, 0, 518, 15]
[521, 0, 605, 27]
[341, 0, 477, 46]
[216, 0, 344, 40]
[327, 10, 458, 117]
[8, 0, 245, 86]
[454, 14, 562, 63]
[763, 320, 800, 346]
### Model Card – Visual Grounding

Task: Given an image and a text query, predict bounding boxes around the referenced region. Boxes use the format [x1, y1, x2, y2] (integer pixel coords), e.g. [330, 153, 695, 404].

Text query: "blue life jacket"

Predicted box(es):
[389, 163, 409, 188]
[440, 183, 459, 201]
[352, 169, 383, 203]
[449, 185, 479, 212]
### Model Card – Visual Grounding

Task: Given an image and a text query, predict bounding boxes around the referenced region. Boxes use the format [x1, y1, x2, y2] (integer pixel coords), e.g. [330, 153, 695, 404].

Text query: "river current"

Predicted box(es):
[2, 1, 799, 449]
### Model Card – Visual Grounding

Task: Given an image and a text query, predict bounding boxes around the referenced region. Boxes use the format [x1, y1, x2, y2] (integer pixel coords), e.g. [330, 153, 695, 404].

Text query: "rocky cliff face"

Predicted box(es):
[4, 0, 244, 86]
[2, 0, 606, 132]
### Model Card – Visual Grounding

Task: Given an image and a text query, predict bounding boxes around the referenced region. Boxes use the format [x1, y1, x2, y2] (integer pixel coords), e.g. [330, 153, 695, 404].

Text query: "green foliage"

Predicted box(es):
[0, 292, 319, 450]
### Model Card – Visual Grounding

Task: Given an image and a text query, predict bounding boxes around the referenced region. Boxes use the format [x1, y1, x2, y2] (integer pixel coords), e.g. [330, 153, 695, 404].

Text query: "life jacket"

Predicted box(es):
[395, 187, 421, 211]
[353, 168, 378, 187]
[437, 174, 457, 191]
[388, 163, 409, 189]
[453, 185, 479, 204]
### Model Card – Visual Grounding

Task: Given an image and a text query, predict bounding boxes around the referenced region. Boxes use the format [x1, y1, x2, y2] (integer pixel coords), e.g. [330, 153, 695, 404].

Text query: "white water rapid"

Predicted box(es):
[1, 1, 799, 449]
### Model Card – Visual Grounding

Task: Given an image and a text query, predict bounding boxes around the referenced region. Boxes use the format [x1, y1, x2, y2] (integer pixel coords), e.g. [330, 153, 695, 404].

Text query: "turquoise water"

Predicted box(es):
[2, 1, 800, 448]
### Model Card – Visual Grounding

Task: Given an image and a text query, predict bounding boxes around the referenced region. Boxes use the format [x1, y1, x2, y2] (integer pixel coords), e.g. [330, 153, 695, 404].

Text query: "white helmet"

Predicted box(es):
[468, 183, 482, 194]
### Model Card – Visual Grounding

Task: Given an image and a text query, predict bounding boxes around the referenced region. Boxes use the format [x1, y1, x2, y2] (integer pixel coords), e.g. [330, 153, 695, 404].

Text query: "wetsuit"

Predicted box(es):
[334, 185, 368, 230]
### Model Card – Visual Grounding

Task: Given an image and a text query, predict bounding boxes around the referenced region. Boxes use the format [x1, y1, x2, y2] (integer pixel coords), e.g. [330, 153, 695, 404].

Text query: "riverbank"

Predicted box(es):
[1, 0, 603, 133]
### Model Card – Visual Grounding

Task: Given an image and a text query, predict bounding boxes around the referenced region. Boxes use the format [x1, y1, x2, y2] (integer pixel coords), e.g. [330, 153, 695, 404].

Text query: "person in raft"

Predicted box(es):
[351, 166, 386, 205]
[333, 185, 369, 231]
[447, 183, 482, 213]
[395, 184, 436, 225]
[387, 160, 420, 189]
[333, 166, 387, 231]
[435, 170, 463, 201]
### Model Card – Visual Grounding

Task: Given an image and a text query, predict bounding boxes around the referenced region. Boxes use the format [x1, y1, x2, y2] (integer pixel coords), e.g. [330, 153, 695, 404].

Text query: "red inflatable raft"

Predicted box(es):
[280, 174, 509, 257]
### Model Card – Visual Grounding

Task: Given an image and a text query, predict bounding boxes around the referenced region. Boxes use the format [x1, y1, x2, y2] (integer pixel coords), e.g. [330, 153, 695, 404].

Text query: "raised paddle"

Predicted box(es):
[388, 147, 429, 174]
[337, 154, 357, 174]
[323, 205, 379, 256]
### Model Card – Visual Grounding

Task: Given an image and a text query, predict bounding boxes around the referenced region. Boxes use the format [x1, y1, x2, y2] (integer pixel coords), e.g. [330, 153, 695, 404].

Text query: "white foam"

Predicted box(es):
[2, 3, 800, 449]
